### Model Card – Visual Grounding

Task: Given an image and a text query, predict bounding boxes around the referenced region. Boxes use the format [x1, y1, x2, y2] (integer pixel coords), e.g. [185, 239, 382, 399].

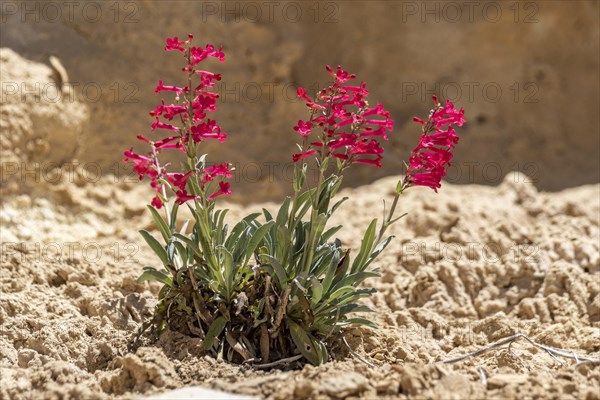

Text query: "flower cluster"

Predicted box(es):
[405, 96, 466, 192]
[292, 66, 394, 168]
[123, 35, 231, 208]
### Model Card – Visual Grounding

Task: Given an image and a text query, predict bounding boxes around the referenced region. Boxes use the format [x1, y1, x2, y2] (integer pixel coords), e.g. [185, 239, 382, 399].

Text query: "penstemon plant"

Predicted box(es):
[125, 34, 465, 366]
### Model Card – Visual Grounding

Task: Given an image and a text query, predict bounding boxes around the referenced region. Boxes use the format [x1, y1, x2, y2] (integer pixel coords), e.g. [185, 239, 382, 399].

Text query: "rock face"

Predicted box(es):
[1, 1, 598, 201]
[0, 48, 89, 195]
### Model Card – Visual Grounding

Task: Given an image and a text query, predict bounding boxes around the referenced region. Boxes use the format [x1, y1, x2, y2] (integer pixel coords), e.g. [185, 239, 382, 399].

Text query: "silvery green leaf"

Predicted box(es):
[139, 230, 169, 266]
[242, 221, 274, 267]
[276, 196, 291, 227]
[137, 267, 172, 286]
[147, 205, 171, 241]
[351, 218, 377, 273]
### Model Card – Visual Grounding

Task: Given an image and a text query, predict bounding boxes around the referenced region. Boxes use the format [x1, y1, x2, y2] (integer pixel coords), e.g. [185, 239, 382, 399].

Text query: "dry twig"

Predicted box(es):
[442, 333, 600, 366]
[251, 354, 303, 369]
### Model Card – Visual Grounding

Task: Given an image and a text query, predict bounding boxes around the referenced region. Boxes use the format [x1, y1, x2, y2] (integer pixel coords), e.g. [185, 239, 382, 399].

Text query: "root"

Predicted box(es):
[251, 354, 303, 369]
[342, 336, 377, 368]
[441, 333, 600, 366]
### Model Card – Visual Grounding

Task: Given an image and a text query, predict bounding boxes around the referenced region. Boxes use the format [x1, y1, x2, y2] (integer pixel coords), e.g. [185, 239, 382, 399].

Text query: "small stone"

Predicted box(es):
[294, 381, 317, 399]
[487, 373, 529, 389]
[17, 349, 37, 367]
[321, 371, 369, 398]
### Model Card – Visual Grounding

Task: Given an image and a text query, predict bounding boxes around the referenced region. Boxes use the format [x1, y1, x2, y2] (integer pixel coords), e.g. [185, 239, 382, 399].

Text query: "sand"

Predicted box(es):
[1, 172, 599, 400]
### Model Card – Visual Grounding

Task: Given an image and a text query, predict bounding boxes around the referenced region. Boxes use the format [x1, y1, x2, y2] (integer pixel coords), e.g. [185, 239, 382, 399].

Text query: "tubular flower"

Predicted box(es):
[208, 181, 232, 201]
[164, 37, 186, 52]
[124, 34, 232, 206]
[405, 97, 466, 192]
[202, 163, 233, 185]
[292, 65, 394, 168]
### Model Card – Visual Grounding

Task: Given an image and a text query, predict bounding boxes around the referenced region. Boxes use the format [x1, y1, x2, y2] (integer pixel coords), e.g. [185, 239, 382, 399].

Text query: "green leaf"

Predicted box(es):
[139, 230, 169, 266]
[363, 235, 394, 270]
[147, 205, 171, 241]
[276, 197, 291, 227]
[242, 221, 275, 267]
[262, 208, 273, 222]
[215, 209, 229, 244]
[322, 250, 348, 294]
[287, 319, 326, 365]
[179, 219, 190, 235]
[173, 233, 202, 258]
[338, 318, 378, 329]
[218, 246, 235, 300]
[225, 212, 261, 249]
[169, 202, 180, 231]
[137, 267, 172, 285]
[321, 225, 342, 243]
[260, 254, 288, 290]
[201, 316, 227, 350]
[309, 276, 323, 305]
[327, 196, 348, 218]
[351, 218, 377, 273]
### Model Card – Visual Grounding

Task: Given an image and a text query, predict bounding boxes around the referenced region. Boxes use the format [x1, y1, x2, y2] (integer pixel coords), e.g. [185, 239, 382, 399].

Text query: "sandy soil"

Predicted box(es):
[1, 173, 599, 400]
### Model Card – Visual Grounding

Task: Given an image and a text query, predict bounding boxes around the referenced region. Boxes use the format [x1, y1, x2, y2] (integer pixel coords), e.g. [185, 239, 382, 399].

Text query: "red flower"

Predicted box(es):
[127, 35, 232, 206]
[154, 80, 187, 95]
[167, 171, 193, 191]
[293, 120, 312, 137]
[165, 37, 186, 53]
[292, 66, 394, 168]
[151, 196, 164, 209]
[202, 163, 232, 185]
[175, 190, 197, 205]
[208, 181, 232, 201]
[191, 120, 227, 142]
[325, 65, 357, 84]
[151, 119, 180, 132]
[406, 97, 466, 191]
[123, 149, 157, 180]
[292, 149, 318, 162]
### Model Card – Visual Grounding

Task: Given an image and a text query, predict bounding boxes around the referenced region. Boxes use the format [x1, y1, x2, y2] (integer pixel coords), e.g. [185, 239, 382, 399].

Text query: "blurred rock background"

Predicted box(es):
[1, 0, 598, 202]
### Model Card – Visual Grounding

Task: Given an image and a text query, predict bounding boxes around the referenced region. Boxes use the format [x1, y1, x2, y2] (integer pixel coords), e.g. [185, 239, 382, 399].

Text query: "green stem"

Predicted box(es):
[375, 179, 409, 245]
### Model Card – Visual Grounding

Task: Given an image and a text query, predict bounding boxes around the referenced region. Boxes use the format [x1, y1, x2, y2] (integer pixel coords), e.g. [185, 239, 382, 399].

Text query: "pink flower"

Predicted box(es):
[208, 181, 232, 201]
[151, 119, 180, 132]
[167, 171, 193, 190]
[191, 120, 227, 142]
[165, 37, 186, 53]
[190, 44, 225, 66]
[150, 101, 187, 120]
[153, 136, 181, 149]
[292, 66, 394, 168]
[292, 149, 318, 162]
[151, 196, 164, 209]
[127, 35, 231, 206]
[196, 71, 222, 87]
[202, 163, 232, 185]
[406, 96, 466, 191]
[296, 87, 325, 110]
[175, 190, 197, 205]
[123, 149, 157, 180]
[325, 65, 357, 84]
[154, 80, 187, 95]
[293, 120, 312, 137]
